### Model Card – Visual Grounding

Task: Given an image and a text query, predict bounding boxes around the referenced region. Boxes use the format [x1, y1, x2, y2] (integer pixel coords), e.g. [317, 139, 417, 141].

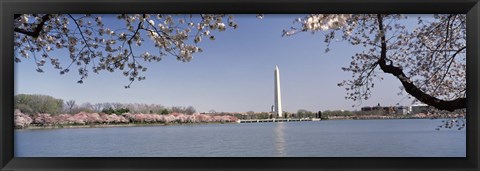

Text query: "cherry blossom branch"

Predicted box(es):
[376, 14, 465, 111]
[68, 15, 96, 59]
[431, 46, 466, 94]
[14, 14, 50, 38]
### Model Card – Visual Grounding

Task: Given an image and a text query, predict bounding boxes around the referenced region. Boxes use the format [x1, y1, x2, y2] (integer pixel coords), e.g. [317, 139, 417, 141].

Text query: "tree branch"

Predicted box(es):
[68, 14, 96, 59]
[376, 14, 465, 112]
[14, 14, 50, 38]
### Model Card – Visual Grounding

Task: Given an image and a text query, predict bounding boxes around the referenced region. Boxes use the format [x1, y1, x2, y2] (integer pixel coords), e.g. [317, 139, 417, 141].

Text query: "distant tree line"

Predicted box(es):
[227, 107, 465, 120]
[226, 110, 316, 120]
[320, 109, 465, 120]
[295, 109, 316, 118]
[231, 109, 322, 119]
[15, 94, 197, 115]
[231, 112, 271, 120]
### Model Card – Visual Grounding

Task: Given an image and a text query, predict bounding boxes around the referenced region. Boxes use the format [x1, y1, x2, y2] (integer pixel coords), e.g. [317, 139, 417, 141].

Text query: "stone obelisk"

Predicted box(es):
[274, 65, 282, 118]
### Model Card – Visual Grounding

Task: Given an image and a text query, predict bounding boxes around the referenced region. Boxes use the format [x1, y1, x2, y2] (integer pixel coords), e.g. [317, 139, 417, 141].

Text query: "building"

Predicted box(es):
[411, 104, 432, 114]
[361, 104, 411, 115]
[361, 106, 373, 111]
[395, 106, 411, 115]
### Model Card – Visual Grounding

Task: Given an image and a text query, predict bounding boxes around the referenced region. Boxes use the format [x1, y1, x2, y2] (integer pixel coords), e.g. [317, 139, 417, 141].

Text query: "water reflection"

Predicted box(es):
[274, 122, 286, 157]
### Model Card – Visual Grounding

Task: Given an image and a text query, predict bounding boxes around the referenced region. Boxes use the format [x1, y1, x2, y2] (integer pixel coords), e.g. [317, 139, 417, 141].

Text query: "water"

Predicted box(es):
[14, 119, 466, 157]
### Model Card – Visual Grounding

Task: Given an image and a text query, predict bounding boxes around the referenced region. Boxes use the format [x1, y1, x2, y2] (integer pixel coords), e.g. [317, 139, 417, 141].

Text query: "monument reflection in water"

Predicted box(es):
[274, 122, 286, 157]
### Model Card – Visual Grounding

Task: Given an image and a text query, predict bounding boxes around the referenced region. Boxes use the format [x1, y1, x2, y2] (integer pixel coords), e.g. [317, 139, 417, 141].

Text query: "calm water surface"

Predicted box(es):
[15, 119, 466, 157]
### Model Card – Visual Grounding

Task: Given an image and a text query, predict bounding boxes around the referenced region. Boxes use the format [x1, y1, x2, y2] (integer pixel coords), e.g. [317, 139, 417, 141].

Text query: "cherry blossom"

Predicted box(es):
[285, 14, 466, 111]
[14, 110, 33, 128]
[14, 110, 238, 128]
[14, 14, 237, 88]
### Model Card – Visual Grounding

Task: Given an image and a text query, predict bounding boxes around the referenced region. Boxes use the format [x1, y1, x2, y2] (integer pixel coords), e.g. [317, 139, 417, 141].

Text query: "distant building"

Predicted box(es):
[361, 106, 373, 111]
[411, 104, 432, 114]
[361, 104, 410, 115]
[362, 103, 463, 115]
[382, 106, 396, 114]
[395, 106, 411, 115]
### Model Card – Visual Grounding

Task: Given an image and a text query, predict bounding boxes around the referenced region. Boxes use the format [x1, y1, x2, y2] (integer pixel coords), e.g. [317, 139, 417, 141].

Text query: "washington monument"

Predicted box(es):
[274, 65, 283, 118]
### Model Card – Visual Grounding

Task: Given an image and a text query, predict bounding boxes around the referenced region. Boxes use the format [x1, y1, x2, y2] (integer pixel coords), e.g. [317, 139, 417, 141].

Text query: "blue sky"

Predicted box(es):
[15, 14, 430, 113]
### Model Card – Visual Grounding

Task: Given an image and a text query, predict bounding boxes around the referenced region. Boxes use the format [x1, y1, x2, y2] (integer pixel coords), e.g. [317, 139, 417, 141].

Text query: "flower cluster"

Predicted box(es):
[302, 14, 351, 31]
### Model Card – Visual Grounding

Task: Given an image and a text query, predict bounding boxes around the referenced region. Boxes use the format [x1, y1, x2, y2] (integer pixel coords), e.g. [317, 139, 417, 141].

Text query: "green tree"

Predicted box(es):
[160, 109, 170, 115]
[296, 109, 314, 118]
[15, 94, 64, 115]
[115, 108, 130, 114]
[101, 107, 115, 114]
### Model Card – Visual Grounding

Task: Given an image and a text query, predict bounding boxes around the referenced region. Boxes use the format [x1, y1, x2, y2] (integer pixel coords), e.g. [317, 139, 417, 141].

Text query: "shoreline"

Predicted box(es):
[324, 116, 465, 120]
[18, 122, 236, 130]
[17, 117, 465, 130]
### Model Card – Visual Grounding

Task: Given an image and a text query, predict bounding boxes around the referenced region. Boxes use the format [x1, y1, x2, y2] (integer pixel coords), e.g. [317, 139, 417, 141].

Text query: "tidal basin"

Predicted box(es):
[15, 119, 465, 157]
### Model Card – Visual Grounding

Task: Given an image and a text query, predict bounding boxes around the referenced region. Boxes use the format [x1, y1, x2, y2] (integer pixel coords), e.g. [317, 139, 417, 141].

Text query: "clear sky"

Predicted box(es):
[16, 14, 431, 113]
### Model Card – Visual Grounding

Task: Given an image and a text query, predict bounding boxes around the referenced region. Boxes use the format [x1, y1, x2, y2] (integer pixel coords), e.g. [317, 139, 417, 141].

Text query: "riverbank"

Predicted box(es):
[16, 110, 465, 130]
[323, 114, 465, 120]
[19, 117, 465, 130]
[19, 121, 236, 130]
